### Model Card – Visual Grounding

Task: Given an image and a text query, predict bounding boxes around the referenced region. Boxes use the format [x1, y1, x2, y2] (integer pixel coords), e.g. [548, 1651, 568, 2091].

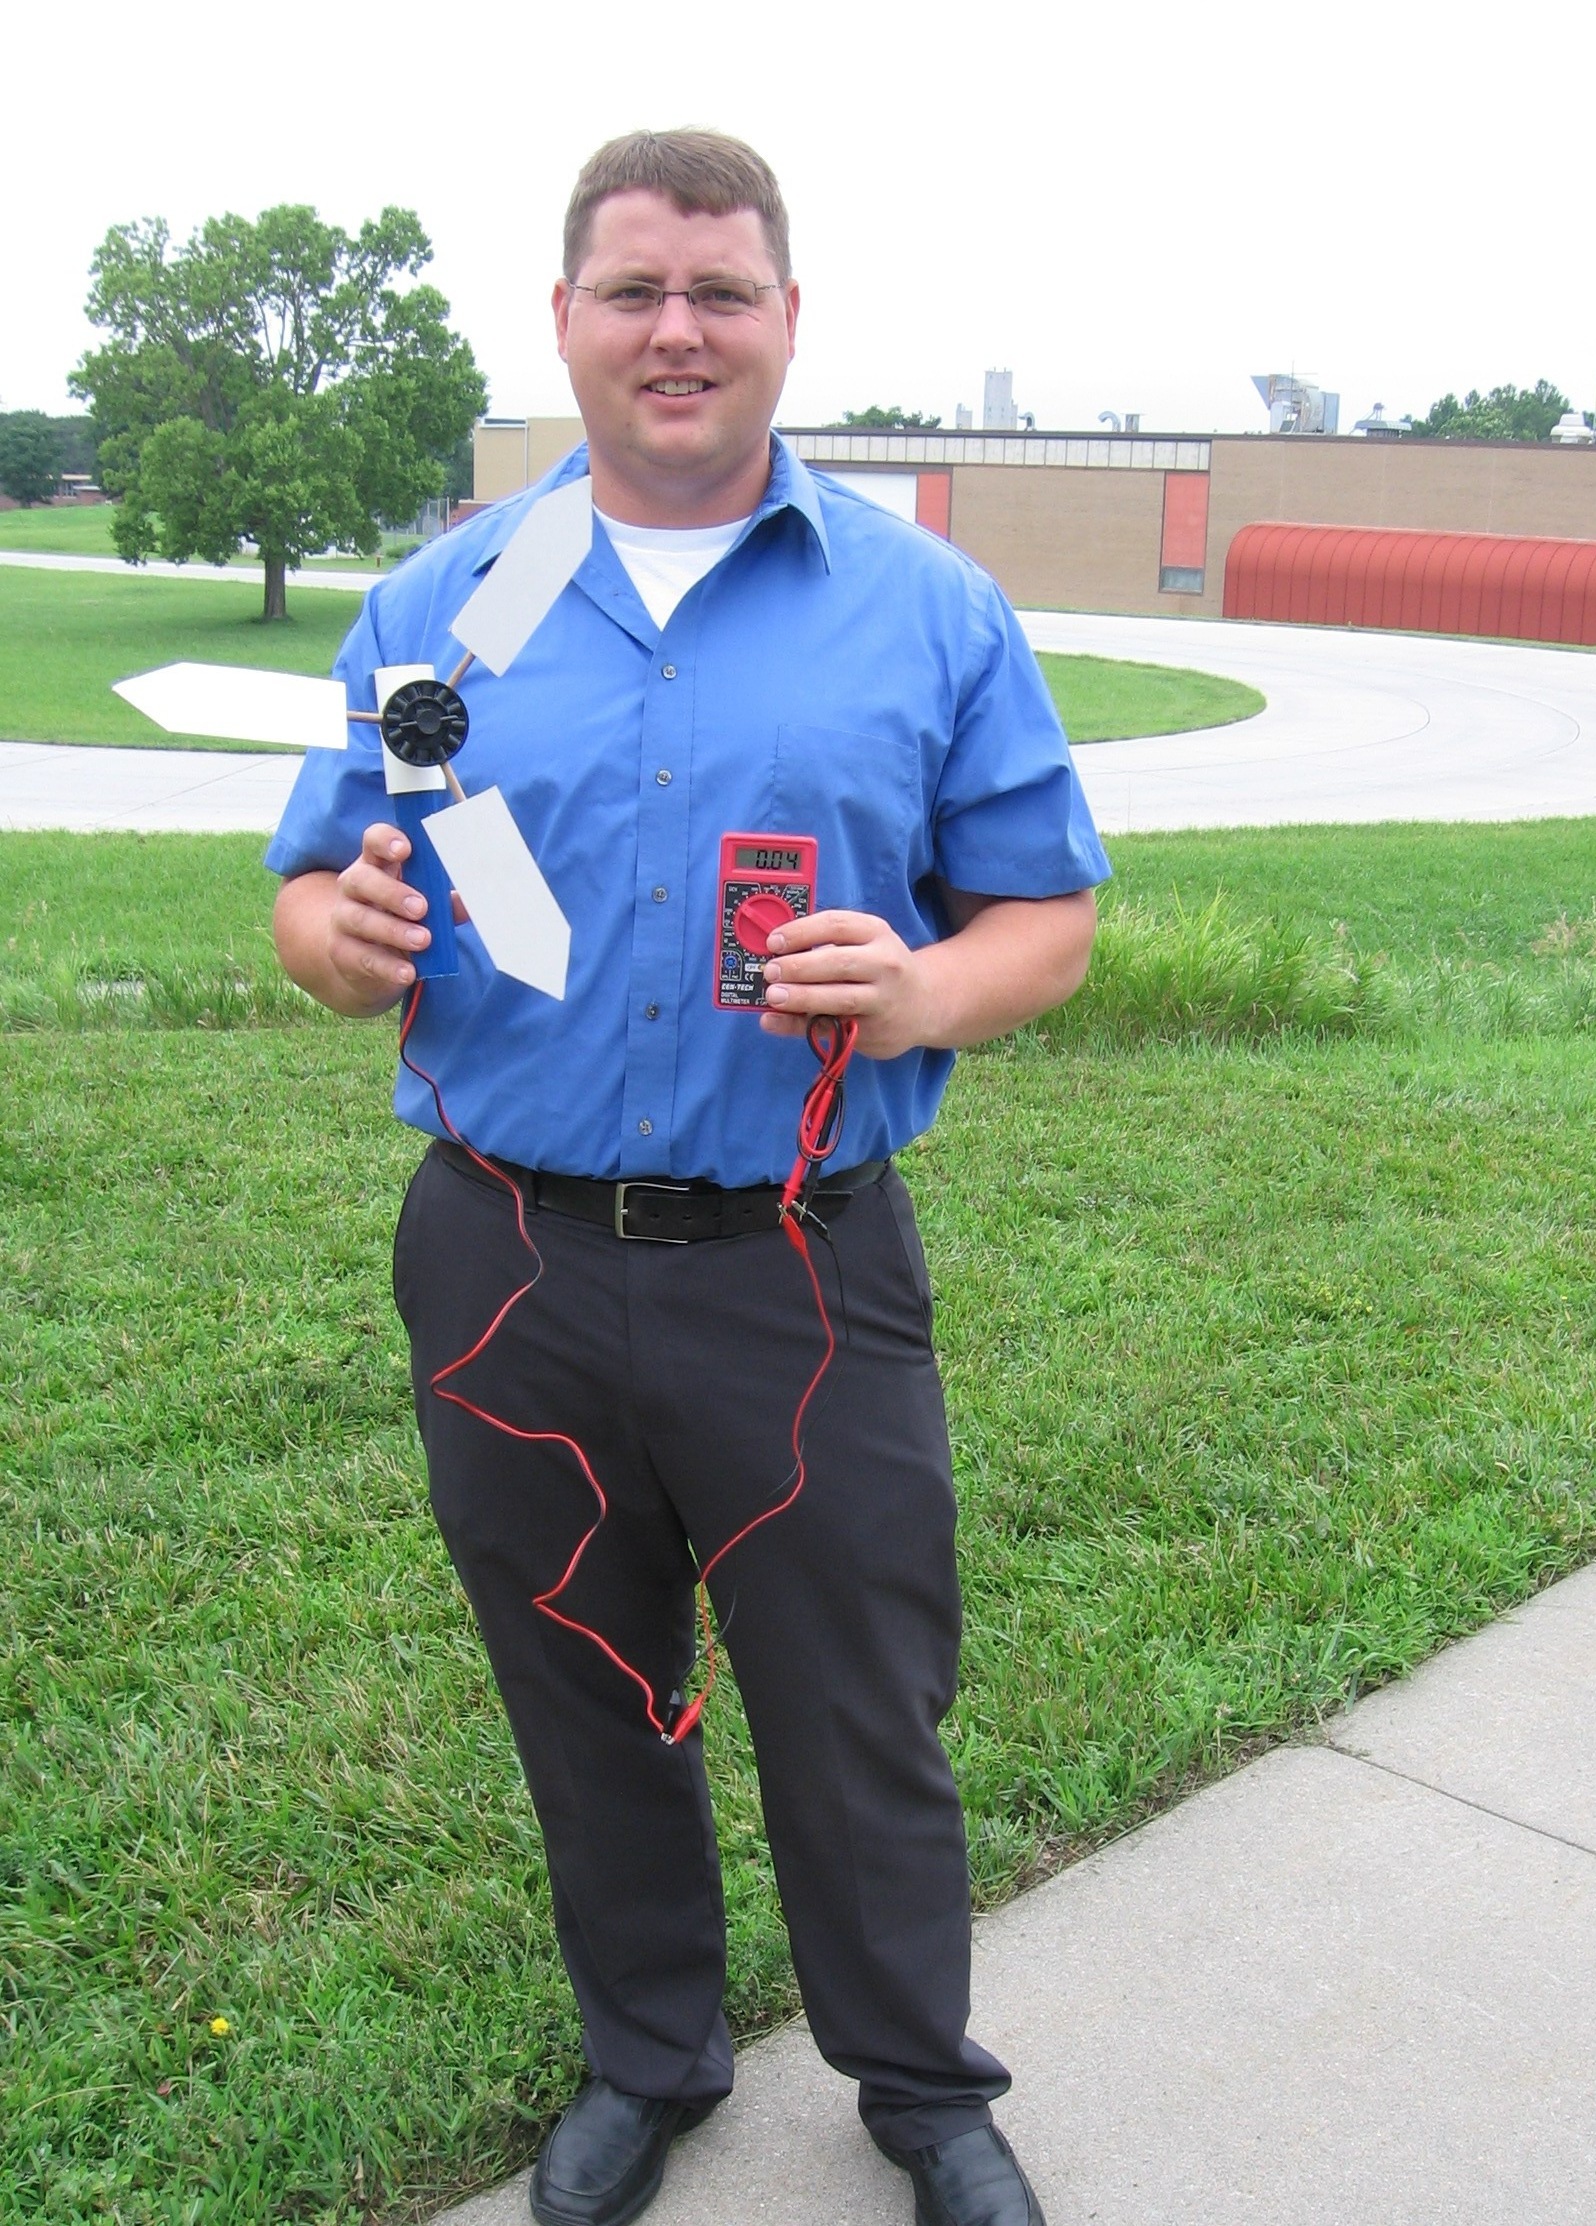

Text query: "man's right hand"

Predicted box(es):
[330, 821, 437, 1000]
[273, 822, 465, 1018]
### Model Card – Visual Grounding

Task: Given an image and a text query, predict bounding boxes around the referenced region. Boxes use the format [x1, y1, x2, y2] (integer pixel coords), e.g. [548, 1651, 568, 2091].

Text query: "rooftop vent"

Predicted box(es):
[1252, 373, 1339, 435]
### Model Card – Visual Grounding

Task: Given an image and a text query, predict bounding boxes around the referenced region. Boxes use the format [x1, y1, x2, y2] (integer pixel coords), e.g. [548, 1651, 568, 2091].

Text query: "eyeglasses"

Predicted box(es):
[569, 278, 782, 318]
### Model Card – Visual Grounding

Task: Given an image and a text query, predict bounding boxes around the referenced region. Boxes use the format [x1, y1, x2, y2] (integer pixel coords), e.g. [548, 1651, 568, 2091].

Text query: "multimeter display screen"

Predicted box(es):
[734, 844, 804, 873]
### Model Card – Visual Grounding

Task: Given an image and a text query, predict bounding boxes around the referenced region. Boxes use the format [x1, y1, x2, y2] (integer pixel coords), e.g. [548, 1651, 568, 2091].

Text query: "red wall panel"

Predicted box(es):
[1160, 472, 1210, 569]
[1223, 521, 1596, 645]
[915, 471, 952, 538]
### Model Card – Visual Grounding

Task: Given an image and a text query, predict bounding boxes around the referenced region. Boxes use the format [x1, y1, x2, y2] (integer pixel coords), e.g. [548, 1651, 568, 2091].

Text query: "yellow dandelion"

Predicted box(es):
[209, 2016, 231, 2036]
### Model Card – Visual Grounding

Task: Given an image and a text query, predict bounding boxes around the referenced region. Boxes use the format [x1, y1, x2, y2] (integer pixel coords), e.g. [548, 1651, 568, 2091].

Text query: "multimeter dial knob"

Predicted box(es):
[733, 891, 796, 953]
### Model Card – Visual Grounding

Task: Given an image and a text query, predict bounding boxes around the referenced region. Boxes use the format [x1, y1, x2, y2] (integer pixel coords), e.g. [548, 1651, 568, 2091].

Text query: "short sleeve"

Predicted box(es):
[261, 587, 393, 879]
[931, 575, 1111, 899]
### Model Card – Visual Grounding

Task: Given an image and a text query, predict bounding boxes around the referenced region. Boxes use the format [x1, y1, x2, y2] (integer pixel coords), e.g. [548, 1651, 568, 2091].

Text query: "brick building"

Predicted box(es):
[472, 417, 1596, 636]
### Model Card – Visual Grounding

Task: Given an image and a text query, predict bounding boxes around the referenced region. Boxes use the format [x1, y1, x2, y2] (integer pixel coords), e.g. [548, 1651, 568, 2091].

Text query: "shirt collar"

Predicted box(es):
[468, 431, 831, 575]
[761, 434, 831, 568]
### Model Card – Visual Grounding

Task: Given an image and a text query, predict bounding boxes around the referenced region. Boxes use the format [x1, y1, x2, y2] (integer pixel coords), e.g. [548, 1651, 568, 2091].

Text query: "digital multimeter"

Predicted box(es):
[715, 832, 818, 1009]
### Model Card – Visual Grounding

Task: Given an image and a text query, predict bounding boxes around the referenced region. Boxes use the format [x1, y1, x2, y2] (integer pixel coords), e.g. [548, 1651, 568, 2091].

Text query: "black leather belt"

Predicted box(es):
[435, 1139, 887, 1242]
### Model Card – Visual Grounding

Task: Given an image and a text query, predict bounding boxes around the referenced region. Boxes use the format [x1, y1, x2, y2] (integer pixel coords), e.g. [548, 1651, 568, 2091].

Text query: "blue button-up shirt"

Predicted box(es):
[266, 436, 1110, 1186]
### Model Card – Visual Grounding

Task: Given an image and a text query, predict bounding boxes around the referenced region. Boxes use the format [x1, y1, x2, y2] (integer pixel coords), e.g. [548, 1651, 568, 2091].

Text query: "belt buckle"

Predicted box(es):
[614, 1180, 694, 1242]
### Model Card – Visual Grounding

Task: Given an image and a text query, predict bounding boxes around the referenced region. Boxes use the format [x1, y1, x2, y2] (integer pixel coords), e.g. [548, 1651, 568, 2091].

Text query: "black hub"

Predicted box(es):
[380, 678, 469, 766]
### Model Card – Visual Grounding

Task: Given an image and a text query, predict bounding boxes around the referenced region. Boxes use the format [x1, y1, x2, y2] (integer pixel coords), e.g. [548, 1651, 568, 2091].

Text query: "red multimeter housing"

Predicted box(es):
[715, 832, 818, 1010]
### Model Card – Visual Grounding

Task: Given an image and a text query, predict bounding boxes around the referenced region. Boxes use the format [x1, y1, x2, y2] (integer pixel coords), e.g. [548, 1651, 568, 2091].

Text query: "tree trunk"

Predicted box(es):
[262, 552, 288, 622]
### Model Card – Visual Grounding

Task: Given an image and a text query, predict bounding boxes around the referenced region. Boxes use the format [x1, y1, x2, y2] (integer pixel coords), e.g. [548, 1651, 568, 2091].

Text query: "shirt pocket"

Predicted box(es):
[772, 723, 922, 922]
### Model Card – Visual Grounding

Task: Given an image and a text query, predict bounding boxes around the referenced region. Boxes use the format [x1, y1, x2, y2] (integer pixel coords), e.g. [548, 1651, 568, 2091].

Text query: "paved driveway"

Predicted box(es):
[2, 613, 1593, 834]
[1023, 610, 1596, 831]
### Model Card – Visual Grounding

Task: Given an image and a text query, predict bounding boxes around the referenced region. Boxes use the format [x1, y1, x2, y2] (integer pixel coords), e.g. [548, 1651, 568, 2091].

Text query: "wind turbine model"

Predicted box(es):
[113, 478, 595, 1000]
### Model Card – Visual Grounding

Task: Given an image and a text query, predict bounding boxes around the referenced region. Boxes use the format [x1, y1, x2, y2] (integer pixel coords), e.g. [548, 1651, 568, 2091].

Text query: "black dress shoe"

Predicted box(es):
[878, 2123, 1046, 2226]
[530, 2079, 717, 2226]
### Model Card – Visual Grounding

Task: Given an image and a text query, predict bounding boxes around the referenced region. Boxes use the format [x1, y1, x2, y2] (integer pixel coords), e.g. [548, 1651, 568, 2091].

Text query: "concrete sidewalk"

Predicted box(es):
[0, 549, 383, 593]
[434, 1561, 1596, 2226]
[0, 738, 297, 834]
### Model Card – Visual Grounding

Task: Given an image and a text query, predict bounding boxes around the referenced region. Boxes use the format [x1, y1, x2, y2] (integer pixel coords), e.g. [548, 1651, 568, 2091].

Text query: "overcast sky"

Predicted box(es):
[5, 0, 1590, 439]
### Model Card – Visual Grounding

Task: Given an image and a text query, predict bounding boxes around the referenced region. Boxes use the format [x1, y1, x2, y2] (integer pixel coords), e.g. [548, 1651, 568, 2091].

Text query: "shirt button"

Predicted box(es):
[655, 768, 672, 785]
[652, 885, 668, 903]
[661, 663, 677, 679]
[645, 1002, 660, 1019]
[638, 1117, 654, 1136]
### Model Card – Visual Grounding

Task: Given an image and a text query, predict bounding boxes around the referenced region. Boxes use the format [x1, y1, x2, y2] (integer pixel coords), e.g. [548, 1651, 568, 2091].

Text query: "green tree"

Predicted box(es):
[0, 411, 62, 505]
[1409, 380, 1570, 443]
[49, 414, 101, 480]
[0, 412, 97, 483]
[71, 205, 486, 620]
[442, 428, 476, 504]
[824, 404, 943, 429]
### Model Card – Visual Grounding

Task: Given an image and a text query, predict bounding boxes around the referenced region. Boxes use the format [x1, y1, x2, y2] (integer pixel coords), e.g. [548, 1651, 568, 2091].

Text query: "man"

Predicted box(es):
[270, 130, 1108, 2226]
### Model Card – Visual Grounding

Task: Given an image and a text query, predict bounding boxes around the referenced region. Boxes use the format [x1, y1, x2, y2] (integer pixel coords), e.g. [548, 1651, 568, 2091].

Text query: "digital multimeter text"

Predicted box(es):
[715, 831, 819, 1011]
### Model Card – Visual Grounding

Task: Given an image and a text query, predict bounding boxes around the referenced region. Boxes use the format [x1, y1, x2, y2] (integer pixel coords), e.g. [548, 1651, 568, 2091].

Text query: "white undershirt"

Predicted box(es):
[596, 509, 751, 630]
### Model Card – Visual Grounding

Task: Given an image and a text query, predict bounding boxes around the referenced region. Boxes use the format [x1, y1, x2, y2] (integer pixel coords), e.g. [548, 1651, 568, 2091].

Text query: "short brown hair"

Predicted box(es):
[563, 129, 791, 284]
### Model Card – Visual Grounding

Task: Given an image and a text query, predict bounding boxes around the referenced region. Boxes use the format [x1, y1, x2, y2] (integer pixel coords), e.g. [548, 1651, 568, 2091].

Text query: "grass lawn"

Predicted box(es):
[2, 832, 280, 983]
[1036, 651, 1263, 741]
[0, 504, 124, 556]
[0, 564, 1262, 753]
[0, 569, 362, 750]
[5, 819, 1589, 1034]
[0, 502, 392, 572]
[3, 821, 1594, 2222]
[1103, 818, 1596, 961]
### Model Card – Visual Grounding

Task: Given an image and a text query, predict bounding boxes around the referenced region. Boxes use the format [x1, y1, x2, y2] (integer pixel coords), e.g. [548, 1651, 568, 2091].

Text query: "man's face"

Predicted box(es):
[554, 189, 798, 522]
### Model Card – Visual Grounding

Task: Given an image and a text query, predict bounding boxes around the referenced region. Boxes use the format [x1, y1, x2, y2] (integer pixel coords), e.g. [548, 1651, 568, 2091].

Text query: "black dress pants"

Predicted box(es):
[392, 1144, 1010, 2150]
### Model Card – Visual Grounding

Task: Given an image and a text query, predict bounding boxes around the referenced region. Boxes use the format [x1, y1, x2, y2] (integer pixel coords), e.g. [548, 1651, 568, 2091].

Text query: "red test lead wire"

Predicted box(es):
[780, 1015, 859, 1223]
[396, 985, 857, 1746]
[398, 986, 676, 1734]
[674, 1015, 859, 1740]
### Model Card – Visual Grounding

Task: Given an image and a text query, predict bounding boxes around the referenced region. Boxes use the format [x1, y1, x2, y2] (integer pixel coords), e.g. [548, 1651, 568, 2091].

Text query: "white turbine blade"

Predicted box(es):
[450, 477, 593, 677]
[113, 662, 349, 750]
[373, 664, 446, 794]
[419, 787, 570, 998]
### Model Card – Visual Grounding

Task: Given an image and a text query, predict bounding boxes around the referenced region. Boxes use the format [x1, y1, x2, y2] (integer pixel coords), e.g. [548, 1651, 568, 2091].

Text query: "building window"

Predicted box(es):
[1160, 564, 1205, 594]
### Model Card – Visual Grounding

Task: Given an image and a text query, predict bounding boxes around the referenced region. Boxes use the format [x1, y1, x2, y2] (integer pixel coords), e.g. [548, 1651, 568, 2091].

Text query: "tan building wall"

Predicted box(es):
[947, 464, 1193, 615]
[473, 417, 584, 504]
[472, 418, 1596, 621]
[952, 440, 1596, 619]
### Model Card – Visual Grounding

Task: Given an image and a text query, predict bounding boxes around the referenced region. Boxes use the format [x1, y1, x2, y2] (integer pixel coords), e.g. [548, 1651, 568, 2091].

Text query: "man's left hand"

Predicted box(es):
[760, 909, 931, 1060]
[758, 887, 1098, 1060]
